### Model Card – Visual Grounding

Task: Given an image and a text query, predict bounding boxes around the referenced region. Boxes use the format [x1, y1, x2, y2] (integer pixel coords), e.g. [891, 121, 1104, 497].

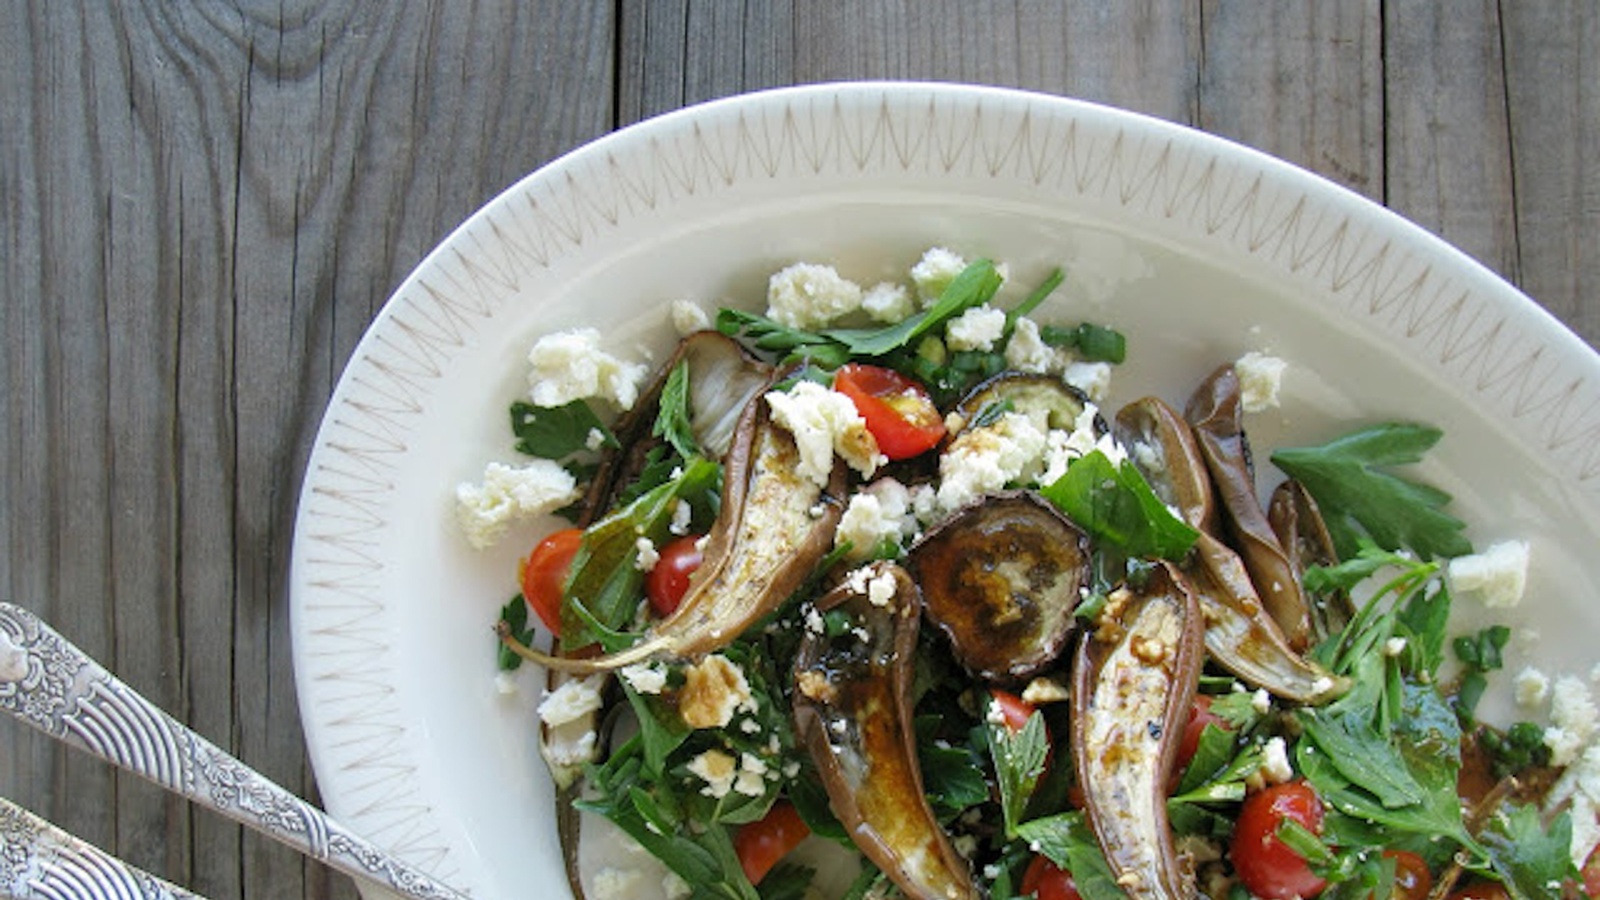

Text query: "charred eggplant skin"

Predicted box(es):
[793, 562, 980, 900]
[1071, 563, 1202, 900]
[1185, 365, 1315, 652]
[908, 490, 1090, 681]
[946, 371, 1099, 438]
[1269, 479, 1356, 643]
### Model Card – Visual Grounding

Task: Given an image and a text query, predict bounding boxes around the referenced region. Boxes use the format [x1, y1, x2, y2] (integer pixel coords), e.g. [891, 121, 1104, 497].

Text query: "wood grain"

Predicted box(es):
[2, 4, 1595, 899]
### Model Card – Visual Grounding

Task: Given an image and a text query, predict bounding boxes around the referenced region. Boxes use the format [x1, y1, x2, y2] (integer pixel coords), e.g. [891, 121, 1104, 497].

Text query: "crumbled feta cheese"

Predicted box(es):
[1062, 360, 1113, 402]
[1383, 636, 1409, 657]
[1235, 352, 1289, 413]
[669, 499, 693, 536]
[766, 262, 864, 329]
[493, 672, 520, 697]
[1449, 540, 1531, 609]
[1251, 688, 1272, 715]
[538, 675, 607, 728]
[669, 298, 712, 336]
[937, 411, 1049, 511]
[526, 327, 649, 411]
[621, 662, 669, 695]
[1546, 743, 1600, 866]
[1545, 675, 1599, 766]
[1038, 404, 1106, 485]
[634, 536, 659, 572]
[1261, 737, 1293, 783]
[734, 753, 769, 797]
[687, 749, 738, 798]
[1004, 317, 1066, 375]
[862, 281, 914, 323]
[944, 304, 1008, 352]
[765, 381, 882, 486]
[1516, 667, 1551, 709]
[591, 868, 642, 900]
[454, 460, 582, 550]
[585, 428, 609, 452]
[910, 247, 968, 306]
[1021, 676, 1070, 705]
[679, 654, 756, 729]
[835, 478, 919, 558]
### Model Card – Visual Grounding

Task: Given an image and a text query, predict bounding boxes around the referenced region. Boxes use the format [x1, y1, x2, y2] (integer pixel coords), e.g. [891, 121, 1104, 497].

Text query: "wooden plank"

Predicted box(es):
[618, 0, 796, 125]
[1500, 2, 1600, 344]
[0, 4, 615, 900]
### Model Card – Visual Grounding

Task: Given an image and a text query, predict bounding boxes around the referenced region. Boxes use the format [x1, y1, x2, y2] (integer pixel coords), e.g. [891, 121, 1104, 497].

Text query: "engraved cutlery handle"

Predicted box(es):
[1, 796, 206, 900]
[0, 602, 469, 900]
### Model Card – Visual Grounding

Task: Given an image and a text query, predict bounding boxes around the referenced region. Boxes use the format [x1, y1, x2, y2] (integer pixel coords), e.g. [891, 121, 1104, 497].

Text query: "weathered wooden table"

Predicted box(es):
[3, 4, 1596, 899]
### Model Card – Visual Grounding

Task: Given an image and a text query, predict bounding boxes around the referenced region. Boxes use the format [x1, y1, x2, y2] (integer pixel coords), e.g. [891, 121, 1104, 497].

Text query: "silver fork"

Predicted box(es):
[0, 602, 471, 900]
[2, 795, 206, 899]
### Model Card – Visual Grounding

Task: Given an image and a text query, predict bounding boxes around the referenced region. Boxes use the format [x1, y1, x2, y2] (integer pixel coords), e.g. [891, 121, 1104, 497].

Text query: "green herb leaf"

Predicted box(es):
[989, 705, 1050, 838]
[495, 595, 536, 672]
[1271, 423, 1471, 560]
[824, 259, 1003, 356]
[1297, 707, 1427, 809]
[1013, 812, 1126, 900]
[1039, 322, 1128, 364]
[652, 360, 702, 460]
[510, 399, 616, 459]
[1039, 449, 1200, 561]
[1005, 268, 1066, 332]
[1481, 803, 1575, 900]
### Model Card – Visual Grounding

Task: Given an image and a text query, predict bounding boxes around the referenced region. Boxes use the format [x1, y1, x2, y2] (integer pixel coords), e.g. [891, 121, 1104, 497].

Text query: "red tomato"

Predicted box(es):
[519, 527, 584, 636]
[833, 363, 945, 460]
[1175, 694, 1229, 771]
[990, 688, 1038, 733]
[645, 534, 704, 617]
[1230, 780, 1328, 900]
[733, 801, 810, 885]
[1020, 854, 1082, 900]
[1384, 850, 1432, 900]
[1583, 843, 1600, 899]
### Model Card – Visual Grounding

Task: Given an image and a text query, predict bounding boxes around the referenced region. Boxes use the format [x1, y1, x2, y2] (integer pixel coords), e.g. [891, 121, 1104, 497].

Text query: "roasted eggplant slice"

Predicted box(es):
[945, 372, 1098, 438]
[1268, 479, 1356, 643]
[908, 491, 1090, 681]
[793, 562, 980, 900]
[1071, 563, 1203, 900]
[1185, 365, 1315, 652]
[1117, 395, 1347, 705]
[524, 385, 846, 673]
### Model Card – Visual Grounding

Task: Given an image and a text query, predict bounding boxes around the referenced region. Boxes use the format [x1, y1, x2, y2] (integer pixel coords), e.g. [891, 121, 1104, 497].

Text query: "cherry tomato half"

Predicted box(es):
[1385, 850, 1433, 900]
[990, 688, 1038, 734]
[1175, 694, 1230, 772]
[1230, 780, 1328, 900]
[645, 534, 704, 617]
[733, 801, 810, 885]
[520, 527, 584, 637]
[1020, 854, 1082, 900]
[833, 363, 945, 460]
[1445, 883, 1510, 900]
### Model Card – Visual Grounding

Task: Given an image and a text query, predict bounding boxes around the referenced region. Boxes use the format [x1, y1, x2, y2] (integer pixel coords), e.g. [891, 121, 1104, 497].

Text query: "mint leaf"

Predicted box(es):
[1014, 812, 1125, 900]
[1271, 423, 1470, 560]
[1039, 449, 1200, 560]
[989, 706, 1050, 838]
[495, 595, 536, 671]
[1297, 708, 1426, 809]
[1482, 803, 1575, 900]
[824, 259, 1003, 356]
[510, 399, 616, 459]
[653, 360, 701, 460]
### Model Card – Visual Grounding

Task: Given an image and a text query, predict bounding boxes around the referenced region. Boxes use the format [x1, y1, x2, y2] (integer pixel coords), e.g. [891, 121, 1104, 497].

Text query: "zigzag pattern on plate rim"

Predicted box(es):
[292, 84, 1600, 883]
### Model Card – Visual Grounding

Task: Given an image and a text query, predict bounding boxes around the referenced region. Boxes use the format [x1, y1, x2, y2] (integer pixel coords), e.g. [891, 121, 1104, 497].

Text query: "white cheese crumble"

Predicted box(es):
[937, 411, 1049, 512]
[679, 654, 756, 729]
[1261, 736, 1294, 783]
[621, 662, 669, 695]
[1003, 317, 1067, 375]
[835, 478, 920, 559]
[538, 674, 607, 728]
[944, 304, 1008, 352]
[1516, 666, 1551, 709]
[454, 460, 582, 550]
[910, 246, 968, 307]
[1448, 539, 1532, 609]
[687, 748, 738, 798]
[1251, 688, 1272, 715]
[1063, 360, 1113, 402]
[1545, 675, 1599, 767]
[734, 752, 769, 797]
[1235, 351, 1289, 413]
[633, 536, 659, 572]
[766, 262, 864, 329]
[862, 281, 914, 323]
[765, 381, 882, 486]
[669, 298, 712, 336]
[526, 327, 649, 411]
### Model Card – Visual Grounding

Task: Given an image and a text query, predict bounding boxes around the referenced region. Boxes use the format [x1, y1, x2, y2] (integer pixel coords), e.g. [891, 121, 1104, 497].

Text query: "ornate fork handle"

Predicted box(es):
[1, 796, 206, 900]
[0, 602, 470, 900]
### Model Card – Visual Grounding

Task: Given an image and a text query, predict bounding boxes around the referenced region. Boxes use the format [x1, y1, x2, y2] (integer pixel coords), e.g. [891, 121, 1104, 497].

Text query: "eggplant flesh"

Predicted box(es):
[1072, 563, 1202, 900]
[530, 385, 845, 673]
[1185, 365, 1316, 652]
[946, 372, 1098, 439]
[908, 491, 1089, 681]
[793, 562, 979, 900]
[1117, 395, 1347, 705]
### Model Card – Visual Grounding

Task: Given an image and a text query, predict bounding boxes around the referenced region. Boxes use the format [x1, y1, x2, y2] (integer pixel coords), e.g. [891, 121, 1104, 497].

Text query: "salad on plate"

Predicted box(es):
[455, 248, 1600, 900]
